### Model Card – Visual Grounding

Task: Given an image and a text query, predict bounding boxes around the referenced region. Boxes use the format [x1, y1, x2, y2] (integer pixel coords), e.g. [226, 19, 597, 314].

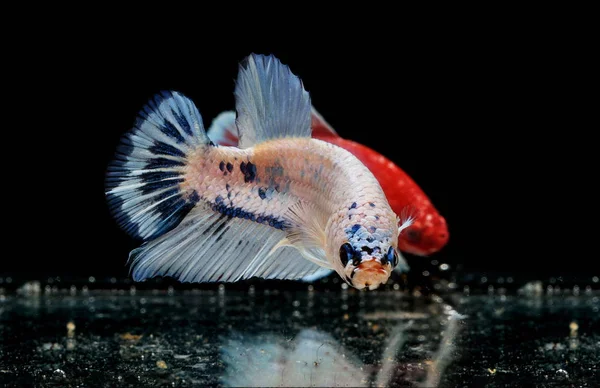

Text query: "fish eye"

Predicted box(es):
[339, 243, 358, 267]
[385, 246, 398, 267]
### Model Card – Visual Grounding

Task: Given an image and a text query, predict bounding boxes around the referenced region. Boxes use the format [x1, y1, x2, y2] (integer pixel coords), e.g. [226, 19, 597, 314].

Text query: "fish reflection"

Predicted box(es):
[221, 311, 464, 387]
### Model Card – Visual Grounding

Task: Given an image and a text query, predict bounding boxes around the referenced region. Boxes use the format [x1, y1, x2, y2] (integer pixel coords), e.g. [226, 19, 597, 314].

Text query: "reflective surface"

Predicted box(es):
[1, 282, 599, 387]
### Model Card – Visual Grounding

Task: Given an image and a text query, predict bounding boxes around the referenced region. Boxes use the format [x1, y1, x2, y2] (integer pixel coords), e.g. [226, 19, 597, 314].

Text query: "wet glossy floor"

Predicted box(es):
[1, 281, 598, 387]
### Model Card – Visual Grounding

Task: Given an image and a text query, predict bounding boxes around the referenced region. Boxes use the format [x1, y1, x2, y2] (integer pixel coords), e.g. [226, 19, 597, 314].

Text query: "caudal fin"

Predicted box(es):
[105, 91, 210, 240]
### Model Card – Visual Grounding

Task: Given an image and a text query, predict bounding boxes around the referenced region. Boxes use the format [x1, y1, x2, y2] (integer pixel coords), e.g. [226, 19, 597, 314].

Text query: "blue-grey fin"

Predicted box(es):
[128, 202, 327, 283]
[206, 110, 238, 146]
[105, 91, 209, 240]
[394, 250, 410, 273]
[300, 268, 334, 282]
[234, 53, 312, 149]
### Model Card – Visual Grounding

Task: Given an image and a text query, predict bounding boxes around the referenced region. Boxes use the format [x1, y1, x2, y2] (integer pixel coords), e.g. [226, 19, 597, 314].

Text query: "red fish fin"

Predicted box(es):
[311, 107, 340, 138]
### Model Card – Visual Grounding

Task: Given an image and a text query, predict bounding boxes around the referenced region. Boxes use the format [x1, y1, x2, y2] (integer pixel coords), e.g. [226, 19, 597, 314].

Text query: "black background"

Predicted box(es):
[6, 22, 595, 285]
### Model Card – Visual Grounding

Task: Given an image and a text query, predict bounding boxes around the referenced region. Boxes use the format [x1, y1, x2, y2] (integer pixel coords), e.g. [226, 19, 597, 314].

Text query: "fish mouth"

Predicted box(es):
[351, 261, 390, 290]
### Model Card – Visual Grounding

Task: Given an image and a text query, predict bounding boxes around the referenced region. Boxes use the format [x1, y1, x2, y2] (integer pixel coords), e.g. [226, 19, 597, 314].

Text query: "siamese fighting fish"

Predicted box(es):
[105, 53, 414, 290]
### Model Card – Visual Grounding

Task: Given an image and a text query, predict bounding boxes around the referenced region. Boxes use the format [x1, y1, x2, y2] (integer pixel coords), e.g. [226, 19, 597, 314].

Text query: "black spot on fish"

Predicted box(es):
[258, 187, 266, 200]
[241, 161, 257, 183]
[159, 118, 185, 143]
[351, 224, 361, 233]
[369, 226, 377, 233]
[170, 107, 193, 137]
[350, 202, 357, 209]
[189, 191, 200, 203]
[211, 202, 285, 230]
[362, 246, 374, 255]
[226, 162, 233, 172]
[375, 215, 380, 220]
[366, 236, 374, 243]
[219, 161, 225, 172]
[149, 141, 186, 158]
[215, 195, 224, 204]
[369, 202, 375, 207]
[146, 158, 186, 169]
[226, 184, 231, 191]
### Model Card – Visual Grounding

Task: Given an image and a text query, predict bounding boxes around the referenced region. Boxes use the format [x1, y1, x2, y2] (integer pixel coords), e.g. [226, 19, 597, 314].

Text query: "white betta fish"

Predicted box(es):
[106, 53, 414, 290]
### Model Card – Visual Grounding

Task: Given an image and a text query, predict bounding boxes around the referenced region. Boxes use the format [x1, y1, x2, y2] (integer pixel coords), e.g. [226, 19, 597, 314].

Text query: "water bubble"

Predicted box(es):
[507, 277, 514, 283]
[110, 277, 117, 284]
[592, 276, 599, 283]
[439, 263, 450, 271]
[88, 276, 96, 283]
[481, 277, 488, 283]
[307, 285, 314, 292]
[341, 283, 348, 290]
[292, 300, 300, 307]
[393, 283, 400, 290]
[431, 259, 439, 266]
[422, 271, 430, 277]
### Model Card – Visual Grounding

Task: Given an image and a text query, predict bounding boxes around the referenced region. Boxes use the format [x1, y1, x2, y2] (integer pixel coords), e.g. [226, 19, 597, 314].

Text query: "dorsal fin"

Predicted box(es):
[234, 54, 311, 149]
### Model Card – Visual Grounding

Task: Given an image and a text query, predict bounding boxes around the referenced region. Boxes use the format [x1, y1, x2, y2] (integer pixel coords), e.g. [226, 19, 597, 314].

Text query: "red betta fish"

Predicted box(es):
[207, 107, 448, 280]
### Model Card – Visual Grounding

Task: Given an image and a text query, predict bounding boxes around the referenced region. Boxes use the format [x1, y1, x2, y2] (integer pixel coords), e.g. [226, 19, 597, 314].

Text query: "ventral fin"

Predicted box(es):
[128, 203, 327, 283]
[234, 54, 312, 149]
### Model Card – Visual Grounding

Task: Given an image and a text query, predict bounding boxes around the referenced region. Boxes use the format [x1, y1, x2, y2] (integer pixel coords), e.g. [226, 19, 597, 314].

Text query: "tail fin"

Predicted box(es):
[106, 91, 210, 240]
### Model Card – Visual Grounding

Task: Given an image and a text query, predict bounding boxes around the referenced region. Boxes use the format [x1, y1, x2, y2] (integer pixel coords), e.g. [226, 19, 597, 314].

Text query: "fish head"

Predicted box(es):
[338, 241, 401, 290]
[398, 210, 449, 256]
